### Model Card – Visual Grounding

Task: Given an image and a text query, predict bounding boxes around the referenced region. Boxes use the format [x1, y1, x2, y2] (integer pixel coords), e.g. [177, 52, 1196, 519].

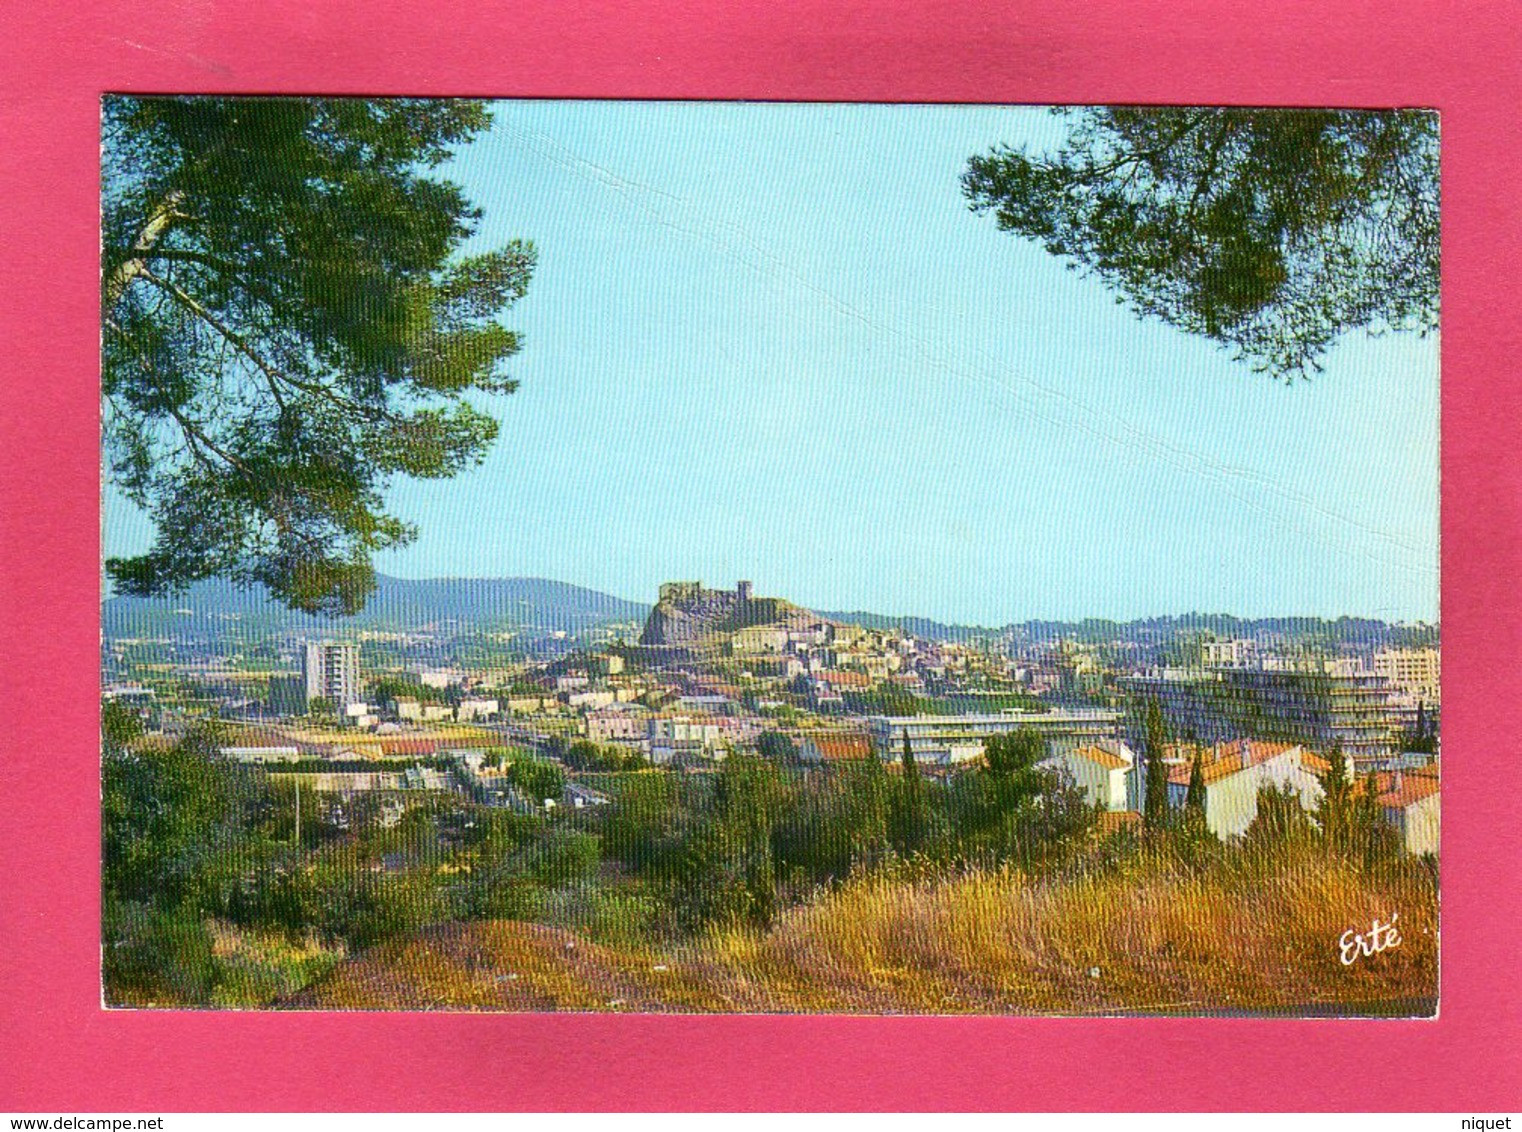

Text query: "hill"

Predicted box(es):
[102, 575, 648, 639]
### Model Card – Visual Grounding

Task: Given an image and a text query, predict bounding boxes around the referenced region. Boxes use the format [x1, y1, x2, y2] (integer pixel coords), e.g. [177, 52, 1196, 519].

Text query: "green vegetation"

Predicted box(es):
[102, 97, 536, 614]
[367, 675, 451, 706]
[533, 735, 643, 772]
[964, 108, 1438, 377]
[1143, 698, 1170, 830]
[103, 719, 583, 1006]
[503, 756, 565, 805]
[296, 826, 1436, 1015]
[756, 730, 799, 763]
[104, 708, 1427, 1013]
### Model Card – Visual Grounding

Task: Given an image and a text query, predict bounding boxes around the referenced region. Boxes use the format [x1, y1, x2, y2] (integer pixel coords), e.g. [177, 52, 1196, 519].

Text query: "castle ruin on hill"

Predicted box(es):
[638, 580, 789, 646]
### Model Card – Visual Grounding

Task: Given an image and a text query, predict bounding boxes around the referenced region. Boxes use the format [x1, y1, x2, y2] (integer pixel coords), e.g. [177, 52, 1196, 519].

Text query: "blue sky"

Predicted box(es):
[105, 102, 1440, 625]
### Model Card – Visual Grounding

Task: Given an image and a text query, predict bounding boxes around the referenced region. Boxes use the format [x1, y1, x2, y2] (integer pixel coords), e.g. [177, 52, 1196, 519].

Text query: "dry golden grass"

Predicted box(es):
[293, 845, 1437, 1015]
[701, 850, 1434, 1014]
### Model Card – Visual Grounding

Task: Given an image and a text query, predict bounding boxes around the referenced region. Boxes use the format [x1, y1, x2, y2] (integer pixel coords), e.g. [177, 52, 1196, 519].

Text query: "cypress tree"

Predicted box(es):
[1319, 741, 1352, 850]
[890, 730, 928, 856]
[1184, 746, 1206, 827]
[1143, 698, 1171, 830]
[1355, 767, 1390, 863]
[859, 743, 890, 864]
[901, 730, 919, 779]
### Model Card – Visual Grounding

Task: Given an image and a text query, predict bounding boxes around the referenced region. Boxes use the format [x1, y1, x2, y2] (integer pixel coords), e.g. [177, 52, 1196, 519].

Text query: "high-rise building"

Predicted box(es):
[302, 641, 361, 712]
[1122, 666, 1418, 770]
[1373, 647, 1441, 705]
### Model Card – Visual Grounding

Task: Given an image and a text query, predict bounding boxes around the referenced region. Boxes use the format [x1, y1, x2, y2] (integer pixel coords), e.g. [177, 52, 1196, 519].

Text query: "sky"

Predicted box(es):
[105, 102, 1440, 626]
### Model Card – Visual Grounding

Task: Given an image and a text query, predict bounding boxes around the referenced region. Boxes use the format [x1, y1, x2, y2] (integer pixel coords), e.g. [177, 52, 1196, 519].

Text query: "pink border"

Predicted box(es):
[2, 0, 1518, 1112]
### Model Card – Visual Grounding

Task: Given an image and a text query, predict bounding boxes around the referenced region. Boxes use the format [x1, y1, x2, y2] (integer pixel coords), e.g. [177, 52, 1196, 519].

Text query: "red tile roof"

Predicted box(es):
[804, 734, 874, 761]
[1071, 744, 1130, 770]
[1369, 768, 1440, 809]
[820, 670, 872, 688]
[1166, 740, 1301, 787]
[1301, 750, 1333, 775]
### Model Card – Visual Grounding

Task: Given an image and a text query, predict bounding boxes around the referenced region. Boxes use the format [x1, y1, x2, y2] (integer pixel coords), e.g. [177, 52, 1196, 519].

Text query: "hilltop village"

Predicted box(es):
[104, 578, 1441, 853]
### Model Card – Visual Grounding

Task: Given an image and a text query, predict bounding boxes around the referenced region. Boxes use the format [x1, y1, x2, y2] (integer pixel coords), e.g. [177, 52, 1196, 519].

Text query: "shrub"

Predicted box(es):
[103, 900, 216, 1006]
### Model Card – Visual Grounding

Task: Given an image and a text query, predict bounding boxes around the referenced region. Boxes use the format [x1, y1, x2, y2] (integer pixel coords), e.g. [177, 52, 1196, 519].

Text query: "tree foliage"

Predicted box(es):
[1183, 747, 1207, 828]
[983, 728, 1045, 783]
[505, 756, 566, 805]
[1403, 701, 1436, 755]
[102, 698, 146, 752]
[1244, 782, 1317, 848]
[102, 96, 536, 614]
[756, 730, 800, 764]
[889, 730, 932, 855]
[963, 107, 1438, 377]
[1143, 698, 1171, 830]
[1316, 741, 1353, 848]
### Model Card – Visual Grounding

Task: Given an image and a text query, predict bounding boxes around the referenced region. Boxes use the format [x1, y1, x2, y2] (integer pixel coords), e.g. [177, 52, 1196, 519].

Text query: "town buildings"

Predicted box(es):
[798, 732, 875, 764]
[105, 572, 1442, 859]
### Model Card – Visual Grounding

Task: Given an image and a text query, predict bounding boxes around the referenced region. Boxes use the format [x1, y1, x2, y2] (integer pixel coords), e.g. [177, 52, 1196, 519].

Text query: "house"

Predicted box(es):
[456, 697, 499, 722]
[730, 626, 788, 656]
[646, 715, 730, 763]
[1370, 764, 1440, 855]
[868, 710, 1123, 768]
[413, 668, 465, 689]
[1164, 739, 1324, 839]
[1059, 741, 1136, 812]
[676, 694, 736, 714]
[446, 748, 490, 775]
[798, 732, 875, 764]
[649, 737, 710, 766]
[587, 653, 626, 677]
[818, 670, 872, 691]
[344, 702, 378, 729]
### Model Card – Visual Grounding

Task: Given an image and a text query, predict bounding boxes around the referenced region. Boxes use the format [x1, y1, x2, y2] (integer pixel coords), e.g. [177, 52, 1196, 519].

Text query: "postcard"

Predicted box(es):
[13, 0, 1522, 1115]
[99, 96, 1440, 1018]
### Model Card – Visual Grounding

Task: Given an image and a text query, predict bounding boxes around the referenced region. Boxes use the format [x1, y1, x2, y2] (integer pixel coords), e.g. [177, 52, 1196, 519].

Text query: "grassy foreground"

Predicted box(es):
[288, 844, 1437, 1015]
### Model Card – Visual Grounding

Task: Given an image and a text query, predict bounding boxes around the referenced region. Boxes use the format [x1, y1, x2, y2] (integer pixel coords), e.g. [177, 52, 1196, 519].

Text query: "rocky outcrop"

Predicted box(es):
[638, 580, 795, 646]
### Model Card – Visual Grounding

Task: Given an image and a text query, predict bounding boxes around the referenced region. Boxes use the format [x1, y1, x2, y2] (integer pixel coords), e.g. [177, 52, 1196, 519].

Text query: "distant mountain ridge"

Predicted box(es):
[102, 575, 648, 637]
[102, 573, 1437, 649]
[823, 609, 1437, 648]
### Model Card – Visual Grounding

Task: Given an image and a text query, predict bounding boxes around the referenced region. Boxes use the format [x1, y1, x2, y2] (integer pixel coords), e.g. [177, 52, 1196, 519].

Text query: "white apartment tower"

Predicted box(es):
[302, 640, 361, 712]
